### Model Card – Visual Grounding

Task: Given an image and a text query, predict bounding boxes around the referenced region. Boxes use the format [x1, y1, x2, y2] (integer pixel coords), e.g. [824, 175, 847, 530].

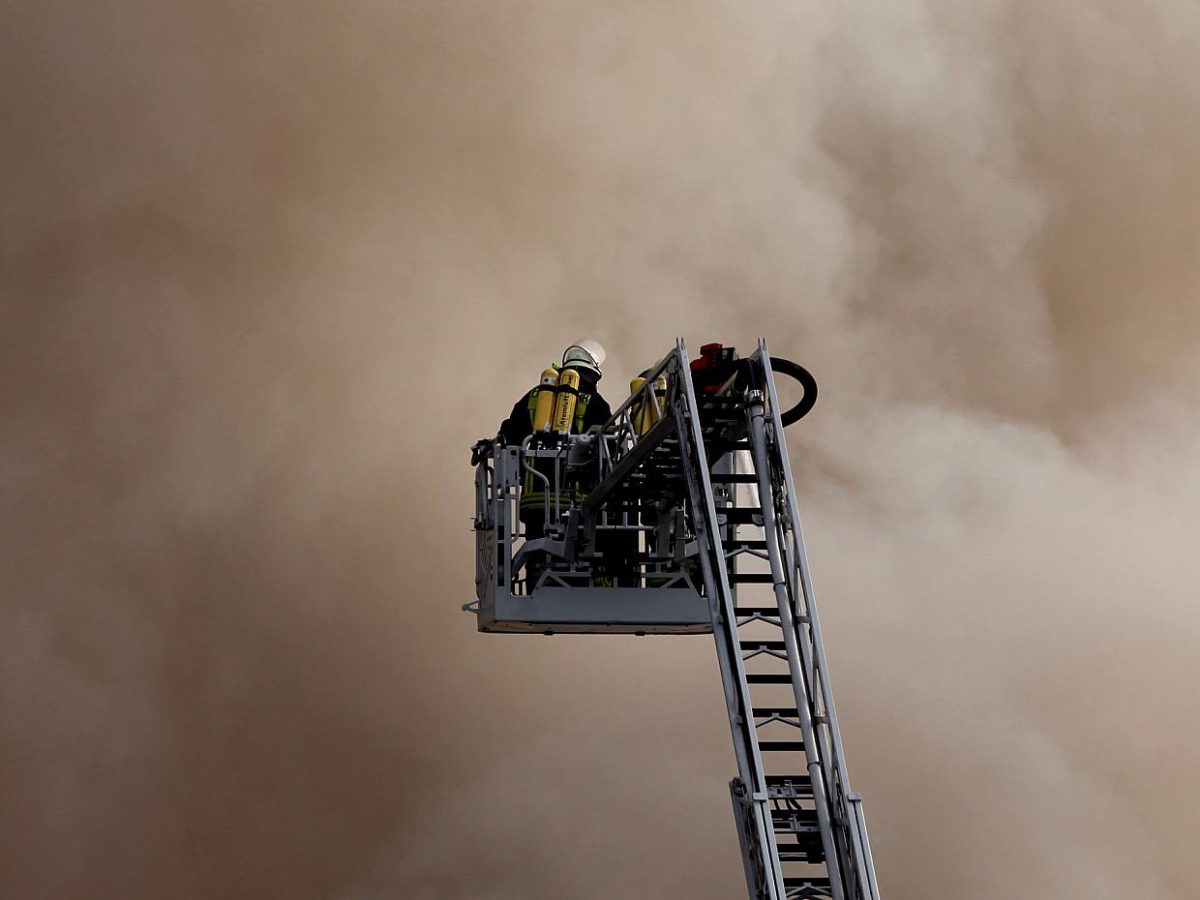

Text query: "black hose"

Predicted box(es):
[769, 357, 818, 426]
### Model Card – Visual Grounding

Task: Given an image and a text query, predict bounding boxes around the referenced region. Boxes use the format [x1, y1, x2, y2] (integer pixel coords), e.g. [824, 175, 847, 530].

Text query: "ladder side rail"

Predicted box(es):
[668, 354, 749, 766]
[729, 781, 768, 900]
[674, 343, 756, 775]
[758, 342, 881, 900]
[745, 393, 846, 900]
[759, 349, 868, 899]
[748, 348, 842, 821]
[782, 509, 818, 700]
[672, 339, 786, 900]
[849, 794, 881, 900]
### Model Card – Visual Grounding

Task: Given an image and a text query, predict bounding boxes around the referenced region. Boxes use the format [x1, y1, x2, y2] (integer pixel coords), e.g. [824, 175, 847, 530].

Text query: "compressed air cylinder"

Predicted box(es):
[650, 375, 667, 429]
[629, 374, 667, 436]
[551, 367, 581, 435]
[629, 376, 647, 435]
[532, 367, 559, 432]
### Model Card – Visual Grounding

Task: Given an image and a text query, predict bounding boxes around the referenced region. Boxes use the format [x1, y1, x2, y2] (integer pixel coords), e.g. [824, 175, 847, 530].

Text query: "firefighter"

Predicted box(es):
[498, 339, 611, 445]
[498, 340, 612, 590]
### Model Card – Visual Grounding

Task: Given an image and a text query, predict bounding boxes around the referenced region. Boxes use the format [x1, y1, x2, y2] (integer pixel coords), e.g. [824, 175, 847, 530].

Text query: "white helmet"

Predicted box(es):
[562, 339, 606, 375]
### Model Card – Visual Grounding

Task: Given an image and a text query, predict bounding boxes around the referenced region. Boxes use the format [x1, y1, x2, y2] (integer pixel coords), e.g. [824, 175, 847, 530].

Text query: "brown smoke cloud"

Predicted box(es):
[3, 1, 1198, 897]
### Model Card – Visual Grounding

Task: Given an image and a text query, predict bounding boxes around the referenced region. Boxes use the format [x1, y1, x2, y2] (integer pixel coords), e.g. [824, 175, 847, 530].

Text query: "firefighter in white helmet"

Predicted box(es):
[498, 340, 610, 445]
[498, 341, 612, 590]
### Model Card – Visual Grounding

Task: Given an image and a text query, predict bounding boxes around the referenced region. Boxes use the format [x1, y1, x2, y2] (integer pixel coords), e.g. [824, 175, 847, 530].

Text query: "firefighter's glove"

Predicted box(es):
[471, 439, 492, 467]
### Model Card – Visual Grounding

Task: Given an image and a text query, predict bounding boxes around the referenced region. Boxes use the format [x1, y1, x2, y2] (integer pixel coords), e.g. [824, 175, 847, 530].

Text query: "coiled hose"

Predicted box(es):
[768, 357, 818, 426]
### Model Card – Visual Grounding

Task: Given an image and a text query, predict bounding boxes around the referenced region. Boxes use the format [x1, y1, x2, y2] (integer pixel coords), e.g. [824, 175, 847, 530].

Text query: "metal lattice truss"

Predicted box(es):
[468, 340, 881, 900]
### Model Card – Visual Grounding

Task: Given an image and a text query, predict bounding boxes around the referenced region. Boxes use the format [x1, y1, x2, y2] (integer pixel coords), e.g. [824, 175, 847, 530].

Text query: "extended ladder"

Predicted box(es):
[469, 339, 880, 899]
[674, 340, 879, 900]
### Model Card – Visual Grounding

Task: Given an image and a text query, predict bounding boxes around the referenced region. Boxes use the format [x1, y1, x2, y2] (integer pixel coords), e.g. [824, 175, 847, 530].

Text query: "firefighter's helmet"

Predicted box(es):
[562, 339, 606, 376]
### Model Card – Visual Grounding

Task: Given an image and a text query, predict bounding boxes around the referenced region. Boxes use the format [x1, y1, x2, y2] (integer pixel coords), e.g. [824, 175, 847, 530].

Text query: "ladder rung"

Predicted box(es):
[759, 740, 806, 752]
[771, 807, 819, 827]
[746, 673, 793, 684]
[731, 539, 768, 550]
[731, 572, 775, 584]
[774, 832, 821, 858]
[709, 473, 759, 483]
[734, 609, 782, 624]
[777, 846, 824, 864]
[725, 547, 766, 561]
[753, 705, 799, 716]
[720, 507, 762, 524]
[771, 790, 816, 804]
[782, 876, 832, 894]
[776, 839, 823, 856]
[765, 774, 813, 798]
[741, 640, 787, 651]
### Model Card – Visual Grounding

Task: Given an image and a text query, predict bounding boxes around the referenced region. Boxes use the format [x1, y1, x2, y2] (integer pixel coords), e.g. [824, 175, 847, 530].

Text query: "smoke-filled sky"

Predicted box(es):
[4, 2, 1199, 898]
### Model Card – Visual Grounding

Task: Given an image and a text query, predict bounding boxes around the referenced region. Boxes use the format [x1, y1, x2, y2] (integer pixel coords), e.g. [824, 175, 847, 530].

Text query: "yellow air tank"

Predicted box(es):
[649, 374, 667, 430]
[551, 367, 581, 435]
[532, 367, 559, 432]
[629, 374, 667, 436]
[629, 376, 647, 434]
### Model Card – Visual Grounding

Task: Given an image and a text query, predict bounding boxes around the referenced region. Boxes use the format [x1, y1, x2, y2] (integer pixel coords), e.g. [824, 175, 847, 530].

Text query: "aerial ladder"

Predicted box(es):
[466, 339, 881, 900]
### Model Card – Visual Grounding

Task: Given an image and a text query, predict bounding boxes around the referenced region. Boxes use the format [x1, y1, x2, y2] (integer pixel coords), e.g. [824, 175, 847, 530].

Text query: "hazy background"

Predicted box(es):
[4, 1, 1199, 897]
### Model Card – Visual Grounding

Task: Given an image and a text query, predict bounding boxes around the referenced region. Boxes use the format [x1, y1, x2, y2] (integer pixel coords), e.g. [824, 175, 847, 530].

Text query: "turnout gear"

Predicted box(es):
[496, 343, 612, 591]
[497, 353, 612, 550]
[515, 365, 605, 519]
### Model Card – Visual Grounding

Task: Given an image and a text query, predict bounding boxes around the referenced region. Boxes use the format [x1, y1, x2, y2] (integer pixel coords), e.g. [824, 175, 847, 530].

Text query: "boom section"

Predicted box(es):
[467, 339, 880, 900]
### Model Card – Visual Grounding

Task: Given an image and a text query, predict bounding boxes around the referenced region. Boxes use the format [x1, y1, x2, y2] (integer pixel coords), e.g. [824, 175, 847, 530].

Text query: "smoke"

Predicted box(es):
[3, 1, 1198, 897]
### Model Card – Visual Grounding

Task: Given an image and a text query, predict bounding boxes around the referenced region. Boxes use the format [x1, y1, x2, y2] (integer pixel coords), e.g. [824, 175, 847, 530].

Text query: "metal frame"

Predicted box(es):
[466, 340, 880, 899]
[467, 362, 712, 634]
